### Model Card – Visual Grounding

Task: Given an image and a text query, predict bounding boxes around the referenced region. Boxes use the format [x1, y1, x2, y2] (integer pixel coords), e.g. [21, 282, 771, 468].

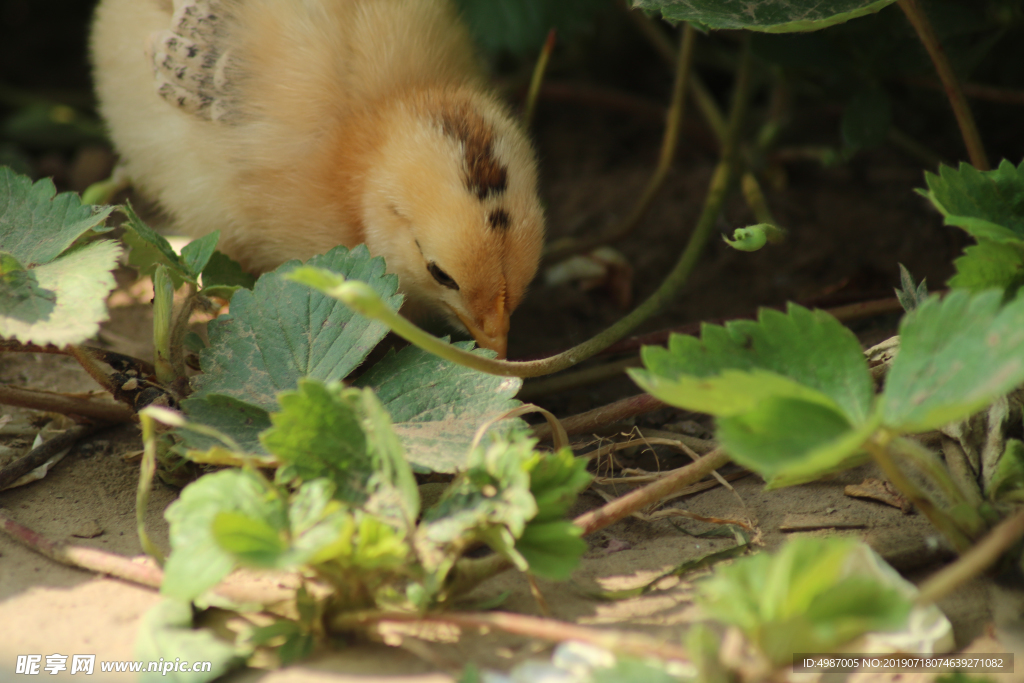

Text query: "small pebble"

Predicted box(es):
[71, 520, 104, 539]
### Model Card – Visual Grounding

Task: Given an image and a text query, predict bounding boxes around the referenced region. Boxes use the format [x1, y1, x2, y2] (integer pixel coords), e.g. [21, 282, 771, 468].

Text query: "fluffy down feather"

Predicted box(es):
[90, 0, 545, 357]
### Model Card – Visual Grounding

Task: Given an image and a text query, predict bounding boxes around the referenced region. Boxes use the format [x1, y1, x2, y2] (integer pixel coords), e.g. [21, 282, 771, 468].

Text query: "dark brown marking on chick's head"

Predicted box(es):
[487, 208, 511, 231]
[438, 101, 508, 199]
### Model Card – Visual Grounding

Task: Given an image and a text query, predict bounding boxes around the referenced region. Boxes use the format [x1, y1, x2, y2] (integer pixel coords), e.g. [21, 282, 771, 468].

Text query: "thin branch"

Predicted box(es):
[0, 340, 156, 378]
[575, 447, 730, 535]
[66, 344, 120, 395]
[916, 507, 1024, 605]
[897, 0, 989, 169]
[136, 412, 166, 564]
[0, 425, 99, 490]
[903, 75, 1024, 107]
[741, 172, 777, 227]
[0, 508, 298, 609]
[865, 432, 973, 553]
[546, 22, 696, 261]
[333, 610, 692, 663]
[531, 393, 666, 442]
[0, 384, 135, 424]
[0, 508, 164, 588]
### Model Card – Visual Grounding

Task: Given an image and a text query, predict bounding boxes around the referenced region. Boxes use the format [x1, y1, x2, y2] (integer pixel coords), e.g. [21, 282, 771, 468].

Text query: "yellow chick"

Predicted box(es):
[90, 0, 545, 358]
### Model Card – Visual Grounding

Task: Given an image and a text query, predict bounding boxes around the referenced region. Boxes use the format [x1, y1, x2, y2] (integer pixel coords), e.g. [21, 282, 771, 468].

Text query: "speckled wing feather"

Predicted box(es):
[149, 0, 236, 121]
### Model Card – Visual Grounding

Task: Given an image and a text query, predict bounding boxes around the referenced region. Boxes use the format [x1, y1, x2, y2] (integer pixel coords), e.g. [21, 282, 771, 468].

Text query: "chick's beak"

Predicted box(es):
[455, 298, 510, 359]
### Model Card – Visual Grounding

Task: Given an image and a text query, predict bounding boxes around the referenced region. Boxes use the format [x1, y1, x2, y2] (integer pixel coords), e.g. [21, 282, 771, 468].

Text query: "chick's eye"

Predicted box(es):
[428, 262, 459, 291]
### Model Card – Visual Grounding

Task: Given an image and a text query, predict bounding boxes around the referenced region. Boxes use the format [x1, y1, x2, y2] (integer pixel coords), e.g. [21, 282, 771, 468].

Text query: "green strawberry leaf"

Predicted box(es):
[190, 244, 402, 411]
[0, 167, 119, 345]
[630, 305, 876, 486]
[696, 538, 911, 666]
[261, 381, 419, 525]
[917, 159, 1024, 244]
[135, 600, 242, 683]
[948, 239, 1024, 298]
[633, 0, 899, 33]
[354, 342, 523, 473]
[162, 468, 287, 601]
[881, 289, 1024, 432]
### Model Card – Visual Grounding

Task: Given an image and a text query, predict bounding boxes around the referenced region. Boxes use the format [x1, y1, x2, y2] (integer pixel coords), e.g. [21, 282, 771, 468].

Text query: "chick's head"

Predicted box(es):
[360, 91, 544, 359]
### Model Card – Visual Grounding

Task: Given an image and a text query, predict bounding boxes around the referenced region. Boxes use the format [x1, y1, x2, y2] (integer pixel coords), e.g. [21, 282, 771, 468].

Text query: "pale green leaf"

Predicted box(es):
[212, 511, 288, 567]
[630, 304, 877, 488]
[261, 382, 419, 523]
[0, 167, 119, 345]
[416, 434, 538, 575]
[191, 244, 401, 411]
[515, 520, 586, 581]
[633, 0, 899, 33]
[121, 202, 189, 282]
[948, 240, 1024, 297]
[201, 250, 256, 291]
[135, 600, 241, 683]
[631, 304, 874, 424]
[0, 251, 55, 323]
[882, 290, 1024, 432]
[717, 398, 878, 488]
[355, 342, 522, 473]
[696, 538, 910, 666]
[162, 469, 286, 601]
[987, 439, 1024, 502]
[895, 263, 929, 311]
[0, 239, 121, 345]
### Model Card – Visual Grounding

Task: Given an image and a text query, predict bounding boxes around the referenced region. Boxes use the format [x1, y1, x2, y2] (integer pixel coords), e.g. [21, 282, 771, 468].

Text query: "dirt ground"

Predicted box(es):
[2, 4, 1024, 680]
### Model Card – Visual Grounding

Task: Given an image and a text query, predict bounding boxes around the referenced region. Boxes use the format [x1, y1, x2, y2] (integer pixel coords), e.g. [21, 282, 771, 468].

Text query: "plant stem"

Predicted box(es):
[621, 0, 726, 143]
[0, 424, 98, 491]
[136, 412, 166, 565]
[531, 392, 666, 442]
[865, 431, 973, 553]
[332, 610, 692, 662]
[0, 509, 299, 610]
[940, 436, 984, 505]
[168, 282, 198, 394]
[316, 35, 753, 379]
[916, 506, 1024, 605]
[0, 508, 164, 588]
[575, 447, 730, 534]
[545, 22, 696, 261]
[152, 266, 176, 385]
[897, 0, 989, 169]
[895, 436, 983, 508]
[903, 75, 1024, 107]
[66, 344, 121, 396]
[524, 29, 556, 127]
[740, 172, 783, 235]
[517, 356, 641, 400]
[0, 383, 135, 424]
